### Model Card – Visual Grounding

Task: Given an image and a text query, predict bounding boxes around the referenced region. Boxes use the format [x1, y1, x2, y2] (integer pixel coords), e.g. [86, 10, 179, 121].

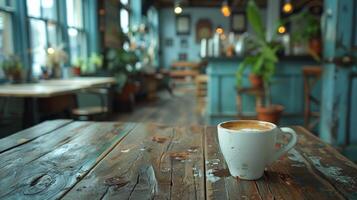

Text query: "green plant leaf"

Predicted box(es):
[236, 56, 257, 86]
[252, 54, 264, 74]
[247, 0, 265, 41]
[262, 61, 275, 82]
[262, 46, 278, 62]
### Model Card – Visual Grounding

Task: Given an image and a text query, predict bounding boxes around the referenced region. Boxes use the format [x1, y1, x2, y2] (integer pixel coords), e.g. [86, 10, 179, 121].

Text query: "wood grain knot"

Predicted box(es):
[23, 174, 54, 195]
[212, 169, 230, 177]
[169, 152, 190, 160]
[104, 176, 129, 188]
[152, 136, 168, 143]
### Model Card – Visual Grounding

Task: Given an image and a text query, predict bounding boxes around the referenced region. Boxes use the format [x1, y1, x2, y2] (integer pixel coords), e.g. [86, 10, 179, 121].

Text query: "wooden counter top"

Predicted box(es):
[206, 55, 317, 62]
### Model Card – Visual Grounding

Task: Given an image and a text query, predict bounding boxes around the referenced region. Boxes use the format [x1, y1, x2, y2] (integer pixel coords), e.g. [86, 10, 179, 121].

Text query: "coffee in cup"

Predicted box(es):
[217, 120, 297, 180]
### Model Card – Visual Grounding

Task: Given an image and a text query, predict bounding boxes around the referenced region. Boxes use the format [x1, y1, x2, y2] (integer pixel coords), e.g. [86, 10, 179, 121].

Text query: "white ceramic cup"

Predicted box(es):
[217, 120, 297, 180]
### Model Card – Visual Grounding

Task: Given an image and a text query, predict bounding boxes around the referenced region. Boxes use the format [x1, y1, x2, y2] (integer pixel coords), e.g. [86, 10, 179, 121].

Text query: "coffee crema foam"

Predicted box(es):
[238, 128, 263, 132]
[220, 121, 274, 132]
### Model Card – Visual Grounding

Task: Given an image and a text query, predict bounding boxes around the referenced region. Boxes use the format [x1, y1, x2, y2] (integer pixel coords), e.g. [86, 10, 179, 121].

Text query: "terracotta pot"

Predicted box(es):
[249, 74, 263, 89]
[72, 67, 81, 76]
[6, 70, 23, 83]
[256, 105, 284, 124]
[309, 38, 322, 56]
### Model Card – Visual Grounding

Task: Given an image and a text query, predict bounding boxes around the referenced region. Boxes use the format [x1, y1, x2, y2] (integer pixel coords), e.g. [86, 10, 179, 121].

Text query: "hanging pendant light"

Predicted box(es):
[174, 1, 183, 14]
[282, 0, 293, 13]
[221, 1, 231, 17]
[216, 27, 224, 34]
[278, 25, 286, 34]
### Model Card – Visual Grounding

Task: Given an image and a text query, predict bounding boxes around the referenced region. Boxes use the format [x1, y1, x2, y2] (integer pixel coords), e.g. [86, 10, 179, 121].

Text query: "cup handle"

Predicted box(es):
[271, 127, 298, 163]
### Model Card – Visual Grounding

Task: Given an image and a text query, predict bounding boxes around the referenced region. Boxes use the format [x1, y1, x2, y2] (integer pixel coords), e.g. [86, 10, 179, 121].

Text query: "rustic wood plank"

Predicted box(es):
[205, 126, 352, 200]
[0, 120, 72, 154]
[62, 123, 205, 199]
[169, 125, 205, 199]
[257, 148, 345, 200]
[293, 126, 357, 199]
[0, 121, 135, 200]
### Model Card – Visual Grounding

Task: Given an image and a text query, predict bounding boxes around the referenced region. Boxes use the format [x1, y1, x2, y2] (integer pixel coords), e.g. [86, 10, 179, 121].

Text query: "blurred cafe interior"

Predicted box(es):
[0, 0, 357, 198]
[0, 0, 357, 180]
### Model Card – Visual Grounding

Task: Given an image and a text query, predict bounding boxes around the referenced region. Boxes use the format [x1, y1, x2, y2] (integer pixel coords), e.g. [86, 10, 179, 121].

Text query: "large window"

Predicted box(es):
[0, 0, 14, 78]
[27, 0, 61, 75]
[0, 0, 14, 58]
[66, 0, 86, 64]
[120, 0, 129, 33]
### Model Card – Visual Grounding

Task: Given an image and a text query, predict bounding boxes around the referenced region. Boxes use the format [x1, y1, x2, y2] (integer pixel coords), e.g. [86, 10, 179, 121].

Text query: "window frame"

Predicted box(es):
[0, 2, 15, 78]
[26, 0, 61, 48]
[0, 3, 16, 56]
[66, 0, 87, 64]
[26, 0, 62, 75]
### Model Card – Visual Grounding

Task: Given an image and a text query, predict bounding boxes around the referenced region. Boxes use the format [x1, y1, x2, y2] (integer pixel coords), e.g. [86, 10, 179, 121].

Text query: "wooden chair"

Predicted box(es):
[72, 88, 109, 120]
[302, 66, 323, 131]
[195, 75, 208, 114]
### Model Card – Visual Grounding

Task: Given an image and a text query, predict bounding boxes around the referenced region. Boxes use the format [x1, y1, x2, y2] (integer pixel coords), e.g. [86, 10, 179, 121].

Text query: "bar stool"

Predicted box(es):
[302, 66, 322, 131]
[236, 87, 265, 119]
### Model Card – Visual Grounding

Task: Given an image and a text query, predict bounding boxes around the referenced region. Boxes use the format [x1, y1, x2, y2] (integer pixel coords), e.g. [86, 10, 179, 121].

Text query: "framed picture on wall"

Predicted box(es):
[176, 15, 191, 35]
[195, 19, 213, 43]
[231, 12, 246, 33]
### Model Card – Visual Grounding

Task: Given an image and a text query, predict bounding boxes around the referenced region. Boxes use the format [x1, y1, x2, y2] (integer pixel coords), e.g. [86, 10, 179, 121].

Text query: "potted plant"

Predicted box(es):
[288, 10, 321, 60]
[236, 0, 284, 124]
[106, 48, 139, 111]
[46, 45, 68, 78]
[89, 53, 104, 70]
[0, 55, 23, 83]
[73, 53, 104, 76]
[72, 58, 84, 76]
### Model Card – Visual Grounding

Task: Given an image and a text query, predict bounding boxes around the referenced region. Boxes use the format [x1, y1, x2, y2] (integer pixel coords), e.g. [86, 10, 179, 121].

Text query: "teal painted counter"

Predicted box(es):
[206, 57, 319, 125]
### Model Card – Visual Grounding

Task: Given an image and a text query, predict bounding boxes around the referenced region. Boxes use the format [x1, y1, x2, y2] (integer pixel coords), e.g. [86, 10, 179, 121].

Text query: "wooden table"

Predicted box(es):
[0, 77, 116, 126]
[0, 120, 356, 199]
[0, 77, 116, 98]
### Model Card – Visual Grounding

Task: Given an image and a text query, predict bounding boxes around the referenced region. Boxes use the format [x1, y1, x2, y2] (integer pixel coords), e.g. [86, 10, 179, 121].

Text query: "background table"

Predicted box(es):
[0, 77, 116, 127]
[0, 77, 116, 98]
[0, 120, 356, 199]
